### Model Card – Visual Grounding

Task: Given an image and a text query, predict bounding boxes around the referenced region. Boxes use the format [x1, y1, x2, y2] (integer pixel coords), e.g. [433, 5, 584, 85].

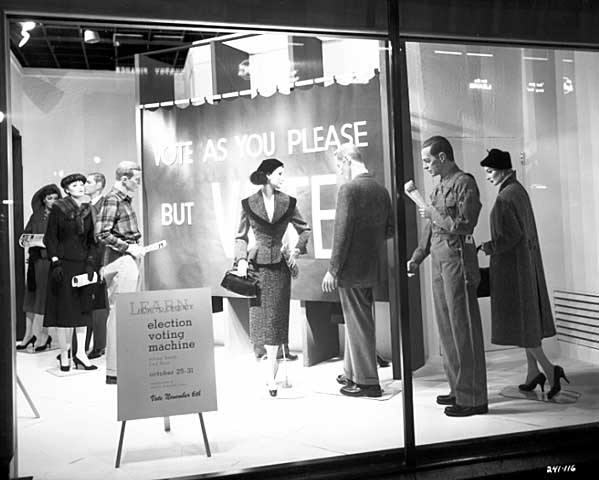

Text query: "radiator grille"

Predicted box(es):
[554, 290, 599, 350]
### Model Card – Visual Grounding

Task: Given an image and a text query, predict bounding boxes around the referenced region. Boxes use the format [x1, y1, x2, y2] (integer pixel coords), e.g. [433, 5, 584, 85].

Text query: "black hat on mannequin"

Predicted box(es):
[60, 173, 87, 190]
[480, 149, 512, 169]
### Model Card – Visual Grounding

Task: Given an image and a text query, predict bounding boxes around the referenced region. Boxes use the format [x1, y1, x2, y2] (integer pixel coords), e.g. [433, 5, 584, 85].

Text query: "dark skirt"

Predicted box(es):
[249, 261, 291, 345]
[23, 258, 51, 315]
[44, 259, 93, 328]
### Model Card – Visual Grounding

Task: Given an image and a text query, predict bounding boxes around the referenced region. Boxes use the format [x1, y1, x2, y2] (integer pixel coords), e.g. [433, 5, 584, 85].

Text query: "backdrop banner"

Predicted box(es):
[141, 74, 385, 301]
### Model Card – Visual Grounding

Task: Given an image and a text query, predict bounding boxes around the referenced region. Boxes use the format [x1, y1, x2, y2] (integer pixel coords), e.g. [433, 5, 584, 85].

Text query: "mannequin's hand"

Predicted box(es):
[418, 205, 433, 220]
[288, 248, 300, 268]
[321, 271, 337, 293]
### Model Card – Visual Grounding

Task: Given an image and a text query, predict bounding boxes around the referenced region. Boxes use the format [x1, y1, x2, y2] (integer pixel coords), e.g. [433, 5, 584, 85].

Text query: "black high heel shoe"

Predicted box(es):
[16, 335, 36, 350]
[518, 372, 546, 392]
[57, 353, 70, 372]
[73, 355, 98, 371]
[34, 336, 52, 352]
[547, 365, 570, 400]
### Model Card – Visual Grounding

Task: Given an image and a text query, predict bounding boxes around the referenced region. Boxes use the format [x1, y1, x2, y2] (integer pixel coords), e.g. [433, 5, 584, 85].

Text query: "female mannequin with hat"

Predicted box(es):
[44, 173, 98, 372]
[17, 184, 61, 352]
[234, 158, 311, 396]
[479, 149, 568, 400]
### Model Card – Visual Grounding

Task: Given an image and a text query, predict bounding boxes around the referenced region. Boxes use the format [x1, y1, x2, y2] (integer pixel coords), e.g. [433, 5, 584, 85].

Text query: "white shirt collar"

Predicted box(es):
[262, 191, 275, 222]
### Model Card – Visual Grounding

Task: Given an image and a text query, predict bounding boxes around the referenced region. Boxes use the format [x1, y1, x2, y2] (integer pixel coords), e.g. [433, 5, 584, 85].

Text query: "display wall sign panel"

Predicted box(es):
[141, 74, 385, 301]
[116, 288, 217, 421]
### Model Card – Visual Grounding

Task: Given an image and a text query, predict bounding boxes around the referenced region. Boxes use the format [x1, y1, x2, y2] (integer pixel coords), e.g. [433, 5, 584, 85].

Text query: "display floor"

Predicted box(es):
[16, 345, 599, 480]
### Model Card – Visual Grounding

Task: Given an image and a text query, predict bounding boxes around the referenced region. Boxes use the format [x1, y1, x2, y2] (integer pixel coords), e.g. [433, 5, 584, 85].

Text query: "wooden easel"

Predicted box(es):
[115, 413, 211, 468]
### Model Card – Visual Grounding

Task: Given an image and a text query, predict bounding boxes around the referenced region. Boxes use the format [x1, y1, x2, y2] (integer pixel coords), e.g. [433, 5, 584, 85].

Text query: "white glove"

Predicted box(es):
[407, 260, 417, 277]
[236, 259, 248, 277]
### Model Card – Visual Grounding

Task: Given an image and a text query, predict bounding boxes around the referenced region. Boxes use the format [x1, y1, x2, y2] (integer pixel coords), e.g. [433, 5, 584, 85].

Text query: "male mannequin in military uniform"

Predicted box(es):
[407, 136, 488, 417]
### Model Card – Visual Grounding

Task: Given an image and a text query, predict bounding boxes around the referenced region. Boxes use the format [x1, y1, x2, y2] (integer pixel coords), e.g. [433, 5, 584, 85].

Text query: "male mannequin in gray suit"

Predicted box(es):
[322, 143, 394, 397]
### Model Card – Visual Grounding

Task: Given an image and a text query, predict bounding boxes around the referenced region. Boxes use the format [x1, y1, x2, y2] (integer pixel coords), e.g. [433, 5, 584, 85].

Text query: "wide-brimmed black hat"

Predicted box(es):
[30, 184, 61, 213]
[481, 149, 512, 169]
[60, 173, 87, 190]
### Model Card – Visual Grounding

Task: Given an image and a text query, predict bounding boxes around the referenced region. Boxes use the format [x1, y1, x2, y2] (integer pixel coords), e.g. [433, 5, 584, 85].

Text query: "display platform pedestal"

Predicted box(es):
[499, 385, 581, 404]
[224, 298, 342, 367]
[313, 378, 402, 402]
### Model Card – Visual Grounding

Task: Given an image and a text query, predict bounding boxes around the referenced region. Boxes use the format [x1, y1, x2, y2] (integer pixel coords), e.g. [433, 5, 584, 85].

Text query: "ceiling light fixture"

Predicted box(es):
[466, 52, 494, 58]
[18, 21, 36, 48]
[434, 50, 462, 56]
[523, 56, 548, 61]
[84, 29, 100, 44]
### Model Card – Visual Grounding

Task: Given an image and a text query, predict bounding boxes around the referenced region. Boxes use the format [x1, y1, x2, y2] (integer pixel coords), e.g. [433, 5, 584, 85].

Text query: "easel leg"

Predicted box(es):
[198, 413, 211, 457]
[115, 421, 127, 468]
[163, 416, 171, 432]
[17, 375, 40, 418]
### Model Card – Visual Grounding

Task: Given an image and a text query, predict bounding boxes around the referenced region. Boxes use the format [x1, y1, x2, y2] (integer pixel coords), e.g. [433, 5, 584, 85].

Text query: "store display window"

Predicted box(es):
[4, 6, 598, 480]
[406, 41, 599, 445]
[11, 27, 408, 479]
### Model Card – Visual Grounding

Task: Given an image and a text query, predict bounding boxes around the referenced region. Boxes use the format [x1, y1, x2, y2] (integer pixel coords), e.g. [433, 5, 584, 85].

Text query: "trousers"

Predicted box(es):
[85, 308, 108, 352]
[431, 239, 488, 407]
[339, 286, 379, 386]
[104, 254, 140, 377]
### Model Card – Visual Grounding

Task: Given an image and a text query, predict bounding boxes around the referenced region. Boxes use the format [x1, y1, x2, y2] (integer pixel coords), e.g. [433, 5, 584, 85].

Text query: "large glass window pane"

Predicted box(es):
[406, 41, 599, 444]
[13, 22, 405, 479]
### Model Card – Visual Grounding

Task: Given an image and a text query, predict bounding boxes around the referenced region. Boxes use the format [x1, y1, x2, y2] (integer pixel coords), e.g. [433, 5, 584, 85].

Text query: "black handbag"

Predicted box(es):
[220, 268, 259, 298]
[477, 267, 490, 298]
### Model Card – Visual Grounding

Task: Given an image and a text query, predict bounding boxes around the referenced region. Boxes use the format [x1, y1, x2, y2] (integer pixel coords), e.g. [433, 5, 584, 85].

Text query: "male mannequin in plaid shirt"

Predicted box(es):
[96, 161, 145, 385]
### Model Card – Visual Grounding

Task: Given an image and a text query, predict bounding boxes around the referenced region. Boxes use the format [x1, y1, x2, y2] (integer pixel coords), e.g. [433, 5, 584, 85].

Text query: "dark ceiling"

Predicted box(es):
[9, 18, 224, 71]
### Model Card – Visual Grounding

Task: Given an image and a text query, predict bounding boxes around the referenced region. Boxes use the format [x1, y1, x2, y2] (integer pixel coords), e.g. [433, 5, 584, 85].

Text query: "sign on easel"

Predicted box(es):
[116, 287, 217, 421]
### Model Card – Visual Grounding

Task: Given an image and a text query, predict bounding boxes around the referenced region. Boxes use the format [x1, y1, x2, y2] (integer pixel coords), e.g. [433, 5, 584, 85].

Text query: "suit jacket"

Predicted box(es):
[329, 173, 394, 288]
[234, 190, 311, 265]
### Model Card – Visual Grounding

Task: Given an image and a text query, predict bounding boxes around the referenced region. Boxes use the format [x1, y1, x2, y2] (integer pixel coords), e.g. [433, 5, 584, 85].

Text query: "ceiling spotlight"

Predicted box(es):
[18, 21, 36, 48]
[20, 21, 36, 32]
[84, 29, 100, 44]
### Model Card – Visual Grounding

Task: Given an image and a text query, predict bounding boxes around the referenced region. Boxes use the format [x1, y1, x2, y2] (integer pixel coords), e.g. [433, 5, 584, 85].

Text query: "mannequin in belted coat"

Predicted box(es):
[235, 158, 311, 396]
